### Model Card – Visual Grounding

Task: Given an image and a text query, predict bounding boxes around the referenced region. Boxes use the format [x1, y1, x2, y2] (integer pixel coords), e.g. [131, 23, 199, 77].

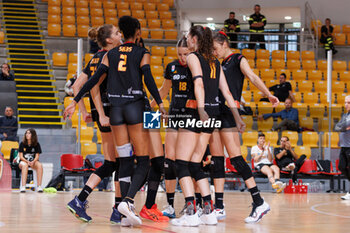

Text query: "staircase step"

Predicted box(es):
[18, 109, 61, 115]
[7, 38, 45, 43]
[7, 44, 44, 50]
[4, 12, 38, 17]
[2, 7, 36, 11]
[8, 54, 47, 59]
[18, 103, 60, 109]
[15, 74, 53, 79]
[9, 62, 50, 68]
[17, 84, 55, 88]
[18, 108, 62, 112]
[8, 57, 48, 62]
[5, 28, 42, 33]
[17, 96, 59, 103]
[0, 3, 35, 7]
[4, 15, 38, 20]
[19, 117, 62, 122]
[3, 19, 39, 25]
[5, 24, 40, 29]
[16, 90, 57, 97]
[7, 33, 41, 37]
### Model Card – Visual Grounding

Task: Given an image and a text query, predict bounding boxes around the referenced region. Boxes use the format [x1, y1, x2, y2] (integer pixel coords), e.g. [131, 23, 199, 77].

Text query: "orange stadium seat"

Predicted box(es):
[132, 10, 145, 19]
[117, 2, 129, 9]
[333, 60, 347, 71]
[162, 19, 175, 29]
[1, 141, 19, 160]
[48, 6, 60, 15]
[157, 3, 169, 11]
[159, 11, 172, 19]
[302, 131, 319, 148]
[302, 60, 316, 71]
[256, 59, 270, 69]
[146, 10, 159, 19]
[151, 65, 164, 76]
[48, 23, 61, 36]
[299, 116, 314, 130]
[77, 126, 94, 142]
[301, 51, 315, 60]
[287, 51, 300, 60]
[130, 2, 143, 10]
[342, 24, 350, 33]
[141, 30, 149, 39]
[77, 25, 89, 37]
[256, 49, 270, 59]
[149, 0, 161, 3]
[76, 0, 88, 8]
[247, 59, 255, 68]
[76, 8, 89, 16]
[138, 18, 147, 28]
[334, 33, 346, 45]
[103, 1, 115, 9]
[91, 17, 104, 27]
[81, 142, 97, 159]
[166, 46, 176, 56]
[242, 49, 255, 59]
[292, 69, 306, 81]
[257, 102, 273, 115]
[164, 56, 176, 66]
[322, 132, 339, 148]
[48, 14, 61, 24]
[48, 0, 60, 7]
[151, 46, 165, 56]
[275, 69, 290, 78]
[313, 80, 327, 93]
[294, 102, 308, 117]
[309, 103, 326, 118]
[151, 30, 163, 39]
[271, 59, 285, 69]
[287, 59, 300, 70]
[150, 56, 162, 66]
[118, 9, 131, 17]
[308, 70, 323, 80]
[271, 50, 285, 60]
[282, 131, 298, 145]
[52, 52, 67, 67]
[69, 53, 78, 63]
[264, 131, 278, 147]
[84, 53, 94, 64]
[148, 19, 161, 28]
[77, 16, 89, 25]
[68, 63, 77, 73]
[339, 70, 350, 81]
[62, 0, 74, 7]
[241, 115, 253, 130]
[332, 25, 341, 33]
[90, 8, 103, 17]
[257, 118, 274, 131]
[242, 131, 259, 147]
[104, 9, 117, 17]
[332, 81, 345, 92]
[0, 31, 4, 44]
[294, 146, 312, 159]
[303, 91, 318, 104]
[62, 7, 75, 16]
[105, 17, 118, 26]
[90, 0, 102, 9]
[62, 15, 75, 24]
[317, 60, 327, 71]
[260, 68, 274, 80]
[144, 3, 156, 11]
[164, 31, 177, 40]
[163, 0, 174, 8]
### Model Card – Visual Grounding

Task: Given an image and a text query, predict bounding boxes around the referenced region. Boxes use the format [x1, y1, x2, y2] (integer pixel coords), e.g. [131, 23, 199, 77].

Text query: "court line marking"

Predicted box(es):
[311, 202, 350, 219]
[47, 201, 176, 233]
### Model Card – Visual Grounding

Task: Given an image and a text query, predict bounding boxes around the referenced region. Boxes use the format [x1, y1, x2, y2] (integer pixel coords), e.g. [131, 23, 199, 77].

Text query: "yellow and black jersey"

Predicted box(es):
[106, 42, 149, 106]
[224, 18, 241, 33]
[249, 13, 266, 32]
[164, 59, 191, 113]
[83, 49, 108, 110]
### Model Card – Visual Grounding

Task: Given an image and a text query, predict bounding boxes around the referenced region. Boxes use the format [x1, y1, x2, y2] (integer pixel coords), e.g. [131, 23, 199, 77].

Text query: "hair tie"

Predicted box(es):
[219, 31, 228, 37]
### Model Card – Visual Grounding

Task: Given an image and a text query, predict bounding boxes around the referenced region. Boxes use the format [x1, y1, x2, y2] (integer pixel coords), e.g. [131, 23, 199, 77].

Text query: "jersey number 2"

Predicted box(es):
[118, 54, 127, 72]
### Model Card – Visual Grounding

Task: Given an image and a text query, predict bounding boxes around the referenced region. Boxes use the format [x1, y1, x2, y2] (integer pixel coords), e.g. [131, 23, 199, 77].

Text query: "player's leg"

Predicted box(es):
[31, 160, 43, 192]
[19, 161, 28, 193]
[270, 165, 285, 193]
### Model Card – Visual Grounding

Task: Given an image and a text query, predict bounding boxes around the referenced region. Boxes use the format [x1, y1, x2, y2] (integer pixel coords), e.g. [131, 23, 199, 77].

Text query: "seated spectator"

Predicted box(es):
[0, 63, 15, 81]
[0, 106, 19, 141]
[18, 128, 43, 193]
[64, 74, 77, 96]
[274, 136, 306, 183]
[320, 18, 337, 57]
[258, 98, 299, 131]
[251, 132, 286, 193]
[260, 73, 296, 102]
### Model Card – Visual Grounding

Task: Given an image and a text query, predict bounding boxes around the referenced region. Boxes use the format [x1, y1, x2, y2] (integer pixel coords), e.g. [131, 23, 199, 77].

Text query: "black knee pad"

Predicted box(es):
[114, 158, 120, 182]
[164, 158, 177, 180]
[175, 159, 190, 180]
[119, 157, 135, 181]
[210, 156, 225, 179]
[189, 162, 207, 181]
[148, 156, 164, 182]
[230, 156, 253, 181]
[94, 160, 116, 180]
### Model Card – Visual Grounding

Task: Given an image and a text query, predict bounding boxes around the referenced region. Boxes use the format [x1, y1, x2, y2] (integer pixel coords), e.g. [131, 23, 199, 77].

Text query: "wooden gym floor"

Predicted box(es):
[0, 191, 350, 233]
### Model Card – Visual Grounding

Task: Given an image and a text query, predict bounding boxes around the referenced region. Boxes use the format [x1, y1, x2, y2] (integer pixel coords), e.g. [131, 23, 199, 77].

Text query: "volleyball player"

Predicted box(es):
[66, 25, 123, 224]
[210, 31, 279, 223]
[64, 16, 166, 227]
[149, 37, 191, 218]
[170, 25, 245, 227]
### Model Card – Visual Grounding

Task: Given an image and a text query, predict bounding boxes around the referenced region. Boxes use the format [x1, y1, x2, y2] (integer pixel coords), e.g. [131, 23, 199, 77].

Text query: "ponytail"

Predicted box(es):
[213, 31, 230, 46]
[88, 27, 98, 42]
[177, 35, 188, 48]
[189, 25, 215, 64]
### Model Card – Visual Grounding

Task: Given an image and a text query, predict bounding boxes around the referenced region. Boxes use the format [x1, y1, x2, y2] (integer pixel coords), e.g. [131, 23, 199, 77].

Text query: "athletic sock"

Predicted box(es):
[195, 192, 202, 208]
[215, 192, 224, 209]
[145, 181, 158, 209]
[115, 197, 122, 208]
[203, 195, 213, 212]
[125, 156, 150, 201]
[77, 185, 93, 202]
[167, 192, 175, 207]
[248, 186, 264, 206]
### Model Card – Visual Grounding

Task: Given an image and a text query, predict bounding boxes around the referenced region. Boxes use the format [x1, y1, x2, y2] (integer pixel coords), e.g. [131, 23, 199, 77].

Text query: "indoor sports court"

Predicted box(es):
[0, 0, 350, 232]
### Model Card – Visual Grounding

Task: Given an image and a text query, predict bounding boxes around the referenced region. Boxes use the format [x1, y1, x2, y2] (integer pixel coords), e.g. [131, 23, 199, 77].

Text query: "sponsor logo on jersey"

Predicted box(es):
[171, 65, 175, 72]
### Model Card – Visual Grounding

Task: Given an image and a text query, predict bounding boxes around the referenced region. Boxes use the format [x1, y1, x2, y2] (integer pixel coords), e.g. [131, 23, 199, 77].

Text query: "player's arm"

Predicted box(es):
[91, 74, 108, 126]
[72, 72, 91, 122]
[150, 79, 172, 108]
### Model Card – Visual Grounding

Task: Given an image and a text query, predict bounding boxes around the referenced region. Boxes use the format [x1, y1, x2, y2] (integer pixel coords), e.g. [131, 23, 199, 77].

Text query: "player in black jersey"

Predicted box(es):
[211, 31, 279, 223]
[171, 25, 245, 227]
[149, 37, 191, 218]
[64, 16, 165, 227]
[66, 25, 123, 224]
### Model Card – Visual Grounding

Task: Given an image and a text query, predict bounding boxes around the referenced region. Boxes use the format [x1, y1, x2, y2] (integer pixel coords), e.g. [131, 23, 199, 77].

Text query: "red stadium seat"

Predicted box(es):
[298, 160, 320, 175]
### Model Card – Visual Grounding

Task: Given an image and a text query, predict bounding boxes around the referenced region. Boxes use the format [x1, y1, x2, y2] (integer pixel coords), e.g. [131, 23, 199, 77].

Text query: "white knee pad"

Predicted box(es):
[117, 143, 133, 158]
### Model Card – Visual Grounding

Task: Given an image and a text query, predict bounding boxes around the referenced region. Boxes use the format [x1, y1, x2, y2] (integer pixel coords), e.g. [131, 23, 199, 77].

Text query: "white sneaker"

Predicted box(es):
[20, 186, 26, 193]
[200, 211, 217, 225]
[117, 201, 142, 226]
[162, 205, 176, 218]
[171, 213, 201, 227]
[196, 205, 203, 217]
[276, 183, 286, 193]
[245, 201, 270, 223]
[37, 186, 43, 193]
[121, 216, 131, 227]
[214, 208, 226, 220]
[341, 192, 350, 200]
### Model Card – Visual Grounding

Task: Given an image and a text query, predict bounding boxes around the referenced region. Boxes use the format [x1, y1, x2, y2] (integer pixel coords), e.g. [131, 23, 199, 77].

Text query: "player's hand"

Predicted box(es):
[150, 99, 157, 108]
[198, 109, 209, 122]
[268, 95, 280, 107]
[258, 115, 264, 121]
[159, 103, 167, 116]
[82, 112, 93, 123]
[236, 118, 246, 133]
[99, 115, 110, 127]
[63, 101, 77, 120]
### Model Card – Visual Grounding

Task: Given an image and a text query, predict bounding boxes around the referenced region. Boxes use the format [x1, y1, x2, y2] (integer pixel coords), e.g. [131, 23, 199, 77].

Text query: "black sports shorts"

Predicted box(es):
[110, 99, 145, 126]
[91, 106, 112, 133]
